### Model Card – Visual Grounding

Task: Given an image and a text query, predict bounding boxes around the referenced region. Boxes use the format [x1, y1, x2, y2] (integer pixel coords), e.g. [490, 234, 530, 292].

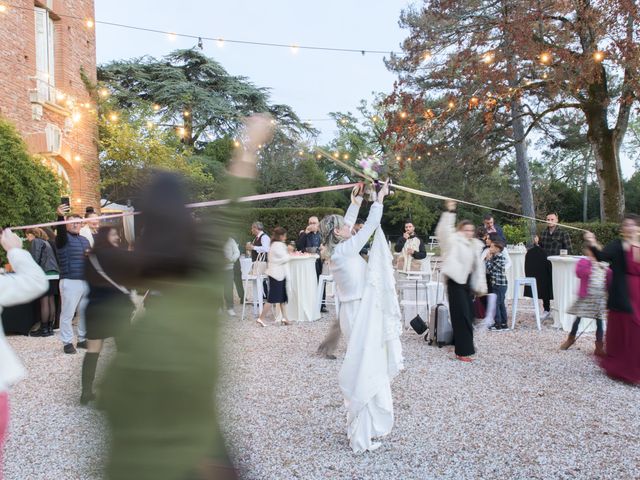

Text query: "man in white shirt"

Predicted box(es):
[79, 210, 100, 248]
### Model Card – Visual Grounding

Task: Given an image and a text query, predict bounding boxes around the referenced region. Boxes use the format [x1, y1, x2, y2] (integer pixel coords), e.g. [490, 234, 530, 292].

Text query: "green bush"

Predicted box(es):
[0, 118, 61, 230]
[560, 222, 620, 254]
[238, 207, 344, 243]
[501, 220, 620, 254]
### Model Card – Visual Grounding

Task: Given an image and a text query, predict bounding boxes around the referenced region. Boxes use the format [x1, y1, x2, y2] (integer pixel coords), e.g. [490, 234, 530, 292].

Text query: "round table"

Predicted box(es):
[506, 250, 526, 300]
[548, 255, 596, 332]
[286, 255, 320, 322]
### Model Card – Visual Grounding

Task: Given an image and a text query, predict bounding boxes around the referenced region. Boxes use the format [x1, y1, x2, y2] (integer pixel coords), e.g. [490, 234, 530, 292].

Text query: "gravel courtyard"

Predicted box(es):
[5, 305, 640, 479]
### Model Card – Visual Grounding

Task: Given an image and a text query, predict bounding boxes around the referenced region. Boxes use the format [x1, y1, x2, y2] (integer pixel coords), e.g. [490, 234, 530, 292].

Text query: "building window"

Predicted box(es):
[34, 6, 55, 102]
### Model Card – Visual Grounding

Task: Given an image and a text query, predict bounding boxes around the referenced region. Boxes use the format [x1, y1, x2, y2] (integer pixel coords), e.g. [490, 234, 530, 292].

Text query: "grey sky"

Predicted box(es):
[95, 0, 635, 178]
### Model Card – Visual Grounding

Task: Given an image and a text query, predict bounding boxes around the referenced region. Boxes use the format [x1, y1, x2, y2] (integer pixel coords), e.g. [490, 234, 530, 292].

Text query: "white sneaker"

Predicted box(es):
[227, 309, 236, 317]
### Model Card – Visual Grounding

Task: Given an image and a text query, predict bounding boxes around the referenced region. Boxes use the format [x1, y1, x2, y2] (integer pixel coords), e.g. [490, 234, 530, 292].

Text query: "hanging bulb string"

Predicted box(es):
[314, 147, 587, 232]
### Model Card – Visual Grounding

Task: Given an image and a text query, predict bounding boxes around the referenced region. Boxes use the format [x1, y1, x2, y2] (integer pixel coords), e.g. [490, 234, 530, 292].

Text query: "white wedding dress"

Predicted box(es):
[332, 206, 404, 453]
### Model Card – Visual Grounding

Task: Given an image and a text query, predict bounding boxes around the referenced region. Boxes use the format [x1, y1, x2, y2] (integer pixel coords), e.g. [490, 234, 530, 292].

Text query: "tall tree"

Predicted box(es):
[386, 0, 639, 221]
[98, 49, 312, 148]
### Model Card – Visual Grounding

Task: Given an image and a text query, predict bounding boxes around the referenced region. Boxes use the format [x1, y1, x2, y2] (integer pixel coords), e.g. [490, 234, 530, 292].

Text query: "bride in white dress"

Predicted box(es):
[319, 182, 404, 453]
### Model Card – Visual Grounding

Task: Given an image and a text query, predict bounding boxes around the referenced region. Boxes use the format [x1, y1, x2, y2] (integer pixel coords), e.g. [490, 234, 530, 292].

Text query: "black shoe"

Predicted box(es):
[500, 323, 508, 330]
[80, 391, 96, 406]
[63, 343, 77, 354]
[76, 340, 88, 349]
[324, 353, 337, 360]
[30, 324, 53, 337]
[320, 306, 328, 313]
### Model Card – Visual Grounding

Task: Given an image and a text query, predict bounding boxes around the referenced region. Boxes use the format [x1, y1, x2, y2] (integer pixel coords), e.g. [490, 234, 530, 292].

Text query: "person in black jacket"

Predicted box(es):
[296, 216, 326, 311]
[55, 205, 91, 354]
[394, 221, 427, 270]
[80, 226, 135, 405]
[585, 215, 640, 384]
[25, 228, 59, 337]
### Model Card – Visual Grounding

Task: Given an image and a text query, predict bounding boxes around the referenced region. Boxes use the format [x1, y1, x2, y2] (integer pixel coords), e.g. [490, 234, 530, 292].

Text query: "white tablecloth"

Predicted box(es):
[549, 255, 596, 332]
[506, 251, 525, 300]
[287, 255, 320, 322]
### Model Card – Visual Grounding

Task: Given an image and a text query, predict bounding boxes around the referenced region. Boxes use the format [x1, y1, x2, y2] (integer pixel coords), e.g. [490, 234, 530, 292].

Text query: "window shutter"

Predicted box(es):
[46, 15, 55, 89]
[34, 7, 48, 100]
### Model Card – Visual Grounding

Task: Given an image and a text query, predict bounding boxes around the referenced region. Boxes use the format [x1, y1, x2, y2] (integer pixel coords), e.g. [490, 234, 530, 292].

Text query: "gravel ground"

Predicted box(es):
[4, 303, 640, 480]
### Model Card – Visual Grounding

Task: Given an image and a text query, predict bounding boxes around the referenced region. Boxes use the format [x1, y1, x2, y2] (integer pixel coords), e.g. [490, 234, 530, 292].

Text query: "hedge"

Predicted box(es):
[239, 207, 344, 243]
[501, 219, 621, 254]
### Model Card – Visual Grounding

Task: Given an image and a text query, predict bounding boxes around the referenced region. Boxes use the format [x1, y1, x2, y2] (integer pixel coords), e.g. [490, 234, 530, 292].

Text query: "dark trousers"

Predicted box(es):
[493, 284, 508, 326]
[447, 279, 475, 357]
[316, 258, 326, 304]
[570, 317, 604, 342]
[232, 260, 245, 303]
[223, 270, 234, 310]
[543, 298, 551, 312]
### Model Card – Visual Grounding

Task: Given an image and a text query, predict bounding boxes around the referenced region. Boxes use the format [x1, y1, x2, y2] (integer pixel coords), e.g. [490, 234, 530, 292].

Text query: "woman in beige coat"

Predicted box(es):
[436, 201, 487, 361]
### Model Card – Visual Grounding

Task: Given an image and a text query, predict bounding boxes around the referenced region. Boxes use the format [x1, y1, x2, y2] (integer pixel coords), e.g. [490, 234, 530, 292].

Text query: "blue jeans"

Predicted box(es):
[493, 284, 508, 326]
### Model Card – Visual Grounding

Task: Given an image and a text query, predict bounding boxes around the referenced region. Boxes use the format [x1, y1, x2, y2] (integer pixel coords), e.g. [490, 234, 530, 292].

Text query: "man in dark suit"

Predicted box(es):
[483, 214, 507, 244]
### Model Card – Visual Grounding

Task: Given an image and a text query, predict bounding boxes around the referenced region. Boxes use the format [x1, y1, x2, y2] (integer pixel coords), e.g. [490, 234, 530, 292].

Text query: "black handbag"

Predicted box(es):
[409, 279, 428, 334]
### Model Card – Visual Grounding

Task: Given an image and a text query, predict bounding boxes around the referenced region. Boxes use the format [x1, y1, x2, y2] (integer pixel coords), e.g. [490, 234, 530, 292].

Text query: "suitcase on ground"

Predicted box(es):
[425, 271, 454, 347]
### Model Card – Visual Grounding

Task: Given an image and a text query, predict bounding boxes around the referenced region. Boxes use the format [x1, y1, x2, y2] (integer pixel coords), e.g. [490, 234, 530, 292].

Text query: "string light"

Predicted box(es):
[399, 111, 407, 119]
[177, 127, 186, 137]
[85, 19, 94, 28]
[72, 111, 82, 123]
[108, 112, 119, 122]
[217, 38, 224, 48]
[593, 51, 604, 62]
[152, 104, 161, 111]
[183, 111, 190, 117]
[342, 153, 349, 160]
[423, 51, 432, 62]
[99, 88, 109, 98]
[0, 5, 7, 13]
[298, 150, 304, 156]
[332, 152, 339, 158]
[539, 51, 552, 64]
[290, 44, 300, 54]
[74, 155, 82, 162]
[448, 100, 455, 109]
[167, 32, 177, 41]
[482, 51, 495, 64]
[316, 154, 322, 159]
[56, 91, 66, 101]
[233, 140, 240, 147]
[76, 198, 82, 204]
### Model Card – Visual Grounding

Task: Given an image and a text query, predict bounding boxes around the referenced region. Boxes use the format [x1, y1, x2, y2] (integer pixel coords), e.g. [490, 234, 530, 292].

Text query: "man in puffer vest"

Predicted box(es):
[55, 205, 91, 354]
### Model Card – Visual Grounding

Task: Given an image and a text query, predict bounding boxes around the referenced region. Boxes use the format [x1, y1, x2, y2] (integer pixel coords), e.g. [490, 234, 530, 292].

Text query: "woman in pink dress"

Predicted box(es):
[585, 214, 640, 384]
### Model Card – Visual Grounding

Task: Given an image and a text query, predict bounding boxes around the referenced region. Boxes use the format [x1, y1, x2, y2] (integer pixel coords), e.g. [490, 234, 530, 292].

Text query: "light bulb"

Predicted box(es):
[85, 19, 94, 28]
[99, 88, 109, 98]
[217, 38, 224, 48]
[109, 113, 118, 122]
[72, 112, 81, 123]
[399, 111, 407, 119]
[539, 52, 552, 64]
[0, 5, 7, 13]
[74, 155, 81, 162]
[342, 153, 349, 160]
[290, 44, 299, 54]
[593, 51, 604, 62]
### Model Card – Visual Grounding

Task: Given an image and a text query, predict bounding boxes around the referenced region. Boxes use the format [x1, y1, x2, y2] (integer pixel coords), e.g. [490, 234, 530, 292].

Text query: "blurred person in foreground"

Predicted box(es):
[99, 115, 273, 480]
[0, 229, 48, 476]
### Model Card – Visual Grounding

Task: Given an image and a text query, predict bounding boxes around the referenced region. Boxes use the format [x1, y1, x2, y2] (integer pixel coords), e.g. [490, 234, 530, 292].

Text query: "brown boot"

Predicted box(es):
[594, 340, 605, 357]
[560, 335, 576, 350]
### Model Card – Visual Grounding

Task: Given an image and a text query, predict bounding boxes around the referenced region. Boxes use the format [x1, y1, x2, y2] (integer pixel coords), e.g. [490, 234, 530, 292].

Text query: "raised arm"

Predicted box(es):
[344, 195, 363, 228]
[435, 211, 456, 254]
[336, 203, 383, 257]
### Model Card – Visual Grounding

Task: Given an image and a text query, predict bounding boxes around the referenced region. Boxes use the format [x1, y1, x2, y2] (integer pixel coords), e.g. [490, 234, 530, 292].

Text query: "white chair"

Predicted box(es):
[429, 236, 439, 249]
[241, 273, 266, 321]
[317, 274, 339, 316]
[511, 277, 541, 330]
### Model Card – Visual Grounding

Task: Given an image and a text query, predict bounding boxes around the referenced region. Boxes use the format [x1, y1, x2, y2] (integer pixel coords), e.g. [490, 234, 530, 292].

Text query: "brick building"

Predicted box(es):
[0, 0, 100, 213]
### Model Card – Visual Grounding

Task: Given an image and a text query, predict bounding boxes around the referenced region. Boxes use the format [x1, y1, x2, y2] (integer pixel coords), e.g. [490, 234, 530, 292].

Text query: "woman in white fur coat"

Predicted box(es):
[436, 201, 487, 362]
[0, 229, 48, 475]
